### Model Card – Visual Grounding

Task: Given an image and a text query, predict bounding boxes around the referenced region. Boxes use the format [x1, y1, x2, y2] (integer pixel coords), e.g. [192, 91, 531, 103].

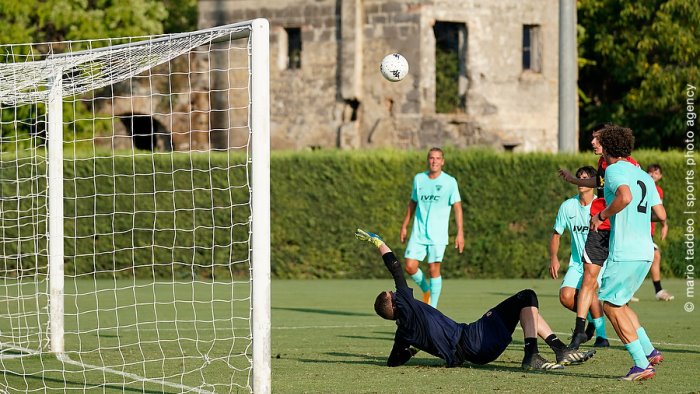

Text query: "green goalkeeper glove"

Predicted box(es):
[355, 228, 385, 248]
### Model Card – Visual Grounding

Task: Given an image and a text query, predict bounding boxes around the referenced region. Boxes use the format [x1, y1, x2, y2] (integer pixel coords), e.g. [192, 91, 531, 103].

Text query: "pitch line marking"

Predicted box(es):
[270, 324, 700, 348]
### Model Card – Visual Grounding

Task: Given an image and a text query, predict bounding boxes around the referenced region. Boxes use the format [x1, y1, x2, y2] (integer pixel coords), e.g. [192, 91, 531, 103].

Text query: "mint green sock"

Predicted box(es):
[429, 276, 442, 308]
[410, 270, 430, 293]
[624, 340, 649, 369]
[636, 327, 655, 356]
[591, 317, 607, 339]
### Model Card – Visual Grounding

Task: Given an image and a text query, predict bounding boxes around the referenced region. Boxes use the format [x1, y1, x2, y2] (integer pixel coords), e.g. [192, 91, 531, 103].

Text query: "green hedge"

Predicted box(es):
[270, 149, 689, 279]
[0, 153, 251, 280]
[0, 149, 689, 279]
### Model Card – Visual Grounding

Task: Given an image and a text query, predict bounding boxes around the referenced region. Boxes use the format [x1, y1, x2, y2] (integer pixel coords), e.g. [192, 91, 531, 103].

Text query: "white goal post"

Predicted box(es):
[0, 19, 270, 393]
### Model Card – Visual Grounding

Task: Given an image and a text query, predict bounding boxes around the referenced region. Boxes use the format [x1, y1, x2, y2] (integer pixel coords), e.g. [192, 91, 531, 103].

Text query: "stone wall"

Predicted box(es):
[198, 0, 562, 152]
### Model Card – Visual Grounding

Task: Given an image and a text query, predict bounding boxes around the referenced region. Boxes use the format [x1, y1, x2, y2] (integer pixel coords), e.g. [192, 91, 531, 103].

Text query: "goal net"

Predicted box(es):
[0, 19, 270, 393]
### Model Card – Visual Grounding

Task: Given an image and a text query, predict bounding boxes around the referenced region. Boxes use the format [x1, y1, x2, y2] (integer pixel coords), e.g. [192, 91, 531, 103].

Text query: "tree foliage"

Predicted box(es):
[578, 0, 700, 149]
[0, 0, 165, 44]
[0, 0, 198, 45]
[0, 0, 198, 150]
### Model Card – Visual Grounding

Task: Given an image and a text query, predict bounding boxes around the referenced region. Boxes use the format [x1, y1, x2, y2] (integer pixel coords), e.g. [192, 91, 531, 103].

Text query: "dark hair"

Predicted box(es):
[647, 163, 662, 174]
[576, 166, 597, 179]
[592, 122, 614, 134]
[599, 126, 634, 158]
[374, 291, 395, 320]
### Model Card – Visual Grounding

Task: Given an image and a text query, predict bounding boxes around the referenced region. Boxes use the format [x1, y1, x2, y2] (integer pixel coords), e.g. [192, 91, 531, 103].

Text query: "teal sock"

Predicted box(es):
[624, 340, 649, 369]
[586, 312, 593, 323]
[410, 270, 430, 293]
[592, 317, 607, 339]
[636, 327, 655, 356]
[429, 276, 442, 308]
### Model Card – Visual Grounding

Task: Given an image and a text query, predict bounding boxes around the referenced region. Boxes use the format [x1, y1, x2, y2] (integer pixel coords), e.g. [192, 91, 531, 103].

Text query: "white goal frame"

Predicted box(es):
[1, 18, 271, 393]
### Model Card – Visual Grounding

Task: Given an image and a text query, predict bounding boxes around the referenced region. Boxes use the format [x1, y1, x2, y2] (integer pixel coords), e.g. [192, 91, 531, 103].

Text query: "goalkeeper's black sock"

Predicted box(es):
[524, 337, 538, 358]
[574, 317, 586, 335]
[545, 334, 566, 351]
[653, 280, 663, 294]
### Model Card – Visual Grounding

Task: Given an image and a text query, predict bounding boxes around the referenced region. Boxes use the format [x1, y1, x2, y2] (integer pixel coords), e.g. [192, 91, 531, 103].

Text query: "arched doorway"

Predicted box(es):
[119, 114, 172, 151]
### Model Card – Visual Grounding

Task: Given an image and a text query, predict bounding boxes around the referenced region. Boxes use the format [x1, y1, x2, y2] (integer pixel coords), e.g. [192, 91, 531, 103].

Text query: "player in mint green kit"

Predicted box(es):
[400, 148, 464, 308]
[548, 166, 608, 347]
[590, 126, 666, 381]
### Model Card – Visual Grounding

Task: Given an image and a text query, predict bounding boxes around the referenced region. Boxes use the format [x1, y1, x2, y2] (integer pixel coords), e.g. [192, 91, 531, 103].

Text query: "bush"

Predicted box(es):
[0, 149, 687, 279]
[270, 149, 688, 279]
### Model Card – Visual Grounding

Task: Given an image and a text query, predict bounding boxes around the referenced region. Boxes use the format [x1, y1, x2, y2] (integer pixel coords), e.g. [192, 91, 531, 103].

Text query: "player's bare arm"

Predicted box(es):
[660, 220, 668, 240]
[400, 200, 417, 243]
[651, 203, 667, 224]
[591, 185, 631, 231]
[558, 169, 597, 188]
[548, 232, 561, 279]
[453, 201, 464, 253]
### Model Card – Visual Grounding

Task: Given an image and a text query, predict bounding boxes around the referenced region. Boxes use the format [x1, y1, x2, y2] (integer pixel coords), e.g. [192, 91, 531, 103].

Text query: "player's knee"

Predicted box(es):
[518, 289, 539, 308]
[582, 271, 598, 285]
[559, 290, 574, 310]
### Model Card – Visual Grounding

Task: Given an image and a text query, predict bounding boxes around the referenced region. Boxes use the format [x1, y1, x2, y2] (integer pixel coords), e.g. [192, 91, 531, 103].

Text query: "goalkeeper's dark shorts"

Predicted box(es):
[583, 230, 609, 267]
[456, 290, 538, 365]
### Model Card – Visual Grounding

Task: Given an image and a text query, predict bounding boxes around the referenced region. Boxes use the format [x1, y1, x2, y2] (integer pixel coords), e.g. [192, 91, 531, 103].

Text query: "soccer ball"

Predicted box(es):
[380, 53, 409, 82]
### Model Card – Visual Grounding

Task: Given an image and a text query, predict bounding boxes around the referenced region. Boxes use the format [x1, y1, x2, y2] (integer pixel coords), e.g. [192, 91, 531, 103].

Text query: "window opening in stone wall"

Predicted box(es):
[434, 22, 467, 114]
[522, 25, 542, 72]
[286, 27, 302, 70]
[120, 114, 172, 152]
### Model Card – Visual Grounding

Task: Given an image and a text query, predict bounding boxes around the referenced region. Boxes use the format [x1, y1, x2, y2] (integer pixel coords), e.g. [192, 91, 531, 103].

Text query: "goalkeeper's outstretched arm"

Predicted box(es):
[355, 229, 408, 289]
[387, 340, 418, 367]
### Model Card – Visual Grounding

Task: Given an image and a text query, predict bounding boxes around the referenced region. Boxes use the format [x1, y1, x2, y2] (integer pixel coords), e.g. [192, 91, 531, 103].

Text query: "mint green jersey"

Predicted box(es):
[604, 160, 661, 261]
[409, 171, 461, 245]
[553, 195, 592, 265]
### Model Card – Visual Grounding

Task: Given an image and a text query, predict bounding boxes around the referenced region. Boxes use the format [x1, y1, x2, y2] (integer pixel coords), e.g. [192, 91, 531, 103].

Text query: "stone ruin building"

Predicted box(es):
[103, 0, 562, 153]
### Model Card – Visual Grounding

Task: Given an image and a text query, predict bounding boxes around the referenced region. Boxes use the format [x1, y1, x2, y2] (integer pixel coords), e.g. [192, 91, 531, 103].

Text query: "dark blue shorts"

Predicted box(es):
[459, 311, 512, 364]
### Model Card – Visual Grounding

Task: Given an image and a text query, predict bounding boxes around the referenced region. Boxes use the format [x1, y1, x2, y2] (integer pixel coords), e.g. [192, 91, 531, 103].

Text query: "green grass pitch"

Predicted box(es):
[272, 278, 698, 393]
[0, 278, 695, 392]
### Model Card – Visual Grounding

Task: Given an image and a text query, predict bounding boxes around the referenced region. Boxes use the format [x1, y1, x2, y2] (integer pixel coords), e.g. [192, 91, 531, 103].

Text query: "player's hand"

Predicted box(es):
[400, 226, 407, 243]
[549, 259, 560, 279]
[557, 168, 576, 184]
[590, 213, 603, 232]
[454, 233, 464, 253]
[355, 228, 385, 248]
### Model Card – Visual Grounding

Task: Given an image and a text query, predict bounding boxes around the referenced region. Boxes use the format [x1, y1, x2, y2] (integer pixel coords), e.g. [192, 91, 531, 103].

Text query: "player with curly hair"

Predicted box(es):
[590, 126, 666, 380]
[557, 123, 639, 349]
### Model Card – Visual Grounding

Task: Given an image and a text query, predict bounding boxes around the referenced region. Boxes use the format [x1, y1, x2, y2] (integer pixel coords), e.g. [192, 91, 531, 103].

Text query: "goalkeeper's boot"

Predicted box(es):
[354, 229, 385, 248]
[555, 347, 595, 365]
[423, 291, 431, 304]
[521, 353, 563, 371]
[568, 331, 589, 350]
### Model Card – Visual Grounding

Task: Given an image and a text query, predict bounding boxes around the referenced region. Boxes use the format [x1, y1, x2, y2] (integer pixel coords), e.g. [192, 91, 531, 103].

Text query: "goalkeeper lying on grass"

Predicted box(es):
[355, 229, 595, 370]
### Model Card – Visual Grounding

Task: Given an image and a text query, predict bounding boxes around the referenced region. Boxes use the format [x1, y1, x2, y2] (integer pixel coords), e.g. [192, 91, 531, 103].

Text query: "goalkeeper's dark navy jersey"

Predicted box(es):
[392, 287, 513, 366]
[392, 286, 465, 367]
[382, 251, 513, 367]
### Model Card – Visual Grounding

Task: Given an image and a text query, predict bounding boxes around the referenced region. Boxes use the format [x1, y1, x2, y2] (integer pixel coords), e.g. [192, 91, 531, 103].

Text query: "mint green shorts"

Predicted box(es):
[560, 259, 605, 290]
[404, 238, 446, 263]
[598, 260, 652, 306]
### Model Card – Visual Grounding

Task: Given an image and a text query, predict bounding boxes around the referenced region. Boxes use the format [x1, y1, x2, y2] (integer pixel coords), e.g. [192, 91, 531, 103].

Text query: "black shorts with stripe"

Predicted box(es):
[583, 230, 609, 267]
